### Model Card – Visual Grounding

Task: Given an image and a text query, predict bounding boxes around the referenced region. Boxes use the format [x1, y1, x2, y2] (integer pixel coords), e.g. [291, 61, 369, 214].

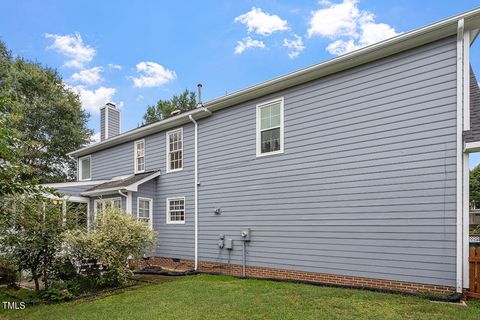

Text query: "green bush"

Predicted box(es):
[0, 256, 19, 288]
[39, 281, 75, 302]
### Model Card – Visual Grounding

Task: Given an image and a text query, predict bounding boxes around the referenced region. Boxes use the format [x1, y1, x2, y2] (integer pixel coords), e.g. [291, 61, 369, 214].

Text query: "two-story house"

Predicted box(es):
[45, 9, 480, 296]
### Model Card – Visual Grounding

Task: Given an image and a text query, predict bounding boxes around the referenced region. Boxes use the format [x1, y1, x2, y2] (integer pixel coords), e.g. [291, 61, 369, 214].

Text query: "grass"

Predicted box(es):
[1, 274, 480, 320]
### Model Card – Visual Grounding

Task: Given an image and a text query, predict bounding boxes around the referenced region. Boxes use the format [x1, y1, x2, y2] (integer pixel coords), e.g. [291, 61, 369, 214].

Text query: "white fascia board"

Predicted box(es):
[81, 187, 127, 197]
[42, 180, 109, 188]
[465, 141, 480, 152]
[125, 171, 161, 192]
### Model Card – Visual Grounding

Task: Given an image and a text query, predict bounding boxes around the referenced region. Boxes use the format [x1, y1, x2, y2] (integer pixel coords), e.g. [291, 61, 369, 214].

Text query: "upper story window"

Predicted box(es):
[256, 98, 284, 157]
[135, 140, 145, 173]
[137, 197, 153, 228]
[78, 155, 91, 181]
[166, 197, 185, 224]
[167, 128, 183, 172]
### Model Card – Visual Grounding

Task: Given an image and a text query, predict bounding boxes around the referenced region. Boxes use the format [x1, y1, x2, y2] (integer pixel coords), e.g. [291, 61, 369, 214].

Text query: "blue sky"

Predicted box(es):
[2, 0, 480, 166]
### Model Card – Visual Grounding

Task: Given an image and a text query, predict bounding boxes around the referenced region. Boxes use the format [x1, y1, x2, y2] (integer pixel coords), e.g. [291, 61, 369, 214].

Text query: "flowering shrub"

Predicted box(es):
[64, 208, 156, 286]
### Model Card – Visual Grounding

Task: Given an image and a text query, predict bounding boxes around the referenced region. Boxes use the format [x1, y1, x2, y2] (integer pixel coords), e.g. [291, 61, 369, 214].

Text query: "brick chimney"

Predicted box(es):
[100, 103, 120, 141]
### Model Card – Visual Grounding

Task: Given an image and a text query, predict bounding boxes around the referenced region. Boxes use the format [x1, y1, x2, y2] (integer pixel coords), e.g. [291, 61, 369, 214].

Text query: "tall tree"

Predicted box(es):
[143, 89, 197, 124]
[471, 164, 480, 208]
[0, 40, 92, 183]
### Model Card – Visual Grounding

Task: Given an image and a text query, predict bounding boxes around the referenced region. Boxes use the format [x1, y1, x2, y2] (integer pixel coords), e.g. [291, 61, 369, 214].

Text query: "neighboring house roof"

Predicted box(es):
[464, 66, 480, 143]
[68, 8, 480, 159]
[81, 170, 160, 196]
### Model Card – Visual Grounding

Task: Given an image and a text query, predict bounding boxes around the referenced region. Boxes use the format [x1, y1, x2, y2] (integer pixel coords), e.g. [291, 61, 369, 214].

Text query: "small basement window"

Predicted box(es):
[256, 98, 284, 157]
[135, 140, 145, 173]
[78, 155, 91, 181]
[167, 128, 183, 172]
[166, 197, 185, 224]
[137, 197, 153, 228]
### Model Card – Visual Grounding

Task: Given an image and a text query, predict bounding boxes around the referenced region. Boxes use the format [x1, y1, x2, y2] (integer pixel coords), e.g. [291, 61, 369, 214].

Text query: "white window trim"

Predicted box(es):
[93, 197, 122, 219]
[134, 139, 145, 174]
[166, 128, 184, 173]
[78, 155, 92, 181]
[137, 197, 153, 229]
[256, 97, 285, 157]
[166, 196, 186, 224]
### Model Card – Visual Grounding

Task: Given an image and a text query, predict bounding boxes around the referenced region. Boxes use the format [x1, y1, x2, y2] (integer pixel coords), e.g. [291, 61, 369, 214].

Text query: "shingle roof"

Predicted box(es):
[464, 66, 480, 143]
[84, 171, 159, 193]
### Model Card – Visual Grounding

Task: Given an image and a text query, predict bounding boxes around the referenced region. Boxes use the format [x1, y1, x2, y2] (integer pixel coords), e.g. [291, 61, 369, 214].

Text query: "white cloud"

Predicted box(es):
[71, 66, 103, 85]
[235, 37, 266, 54]
[326, 39, 357, 55]
[307, 0, 398, 56]
[130, 61, 176, 88]
[235, 7, 289, 36]
[70, 86, 116, 114]
[283, 35, 305, 59]
[45, 33, 95, 68]
[91, 132, 101, 144]
[136, 95, 144, 101]
[108, 63, 122, 70]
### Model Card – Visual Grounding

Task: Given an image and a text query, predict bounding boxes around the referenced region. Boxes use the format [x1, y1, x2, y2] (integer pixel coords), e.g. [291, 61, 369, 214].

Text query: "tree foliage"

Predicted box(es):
[0, 98, 54, 196]
[0, 39, 92, 183]
[143, 89, 197, 124]
[0, 196, 65, 290]
[471, 164, 480, 208]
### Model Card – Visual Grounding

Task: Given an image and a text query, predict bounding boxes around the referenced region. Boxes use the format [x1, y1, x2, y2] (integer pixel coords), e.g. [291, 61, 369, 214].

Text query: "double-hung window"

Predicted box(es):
[137, 197, 153, 228]
[135, 140, 145, 173]
[167, 128, 183, 172]
[78, 155, 91, 181]
[166, 197, 185, 224]
[256, 98, 284, 157]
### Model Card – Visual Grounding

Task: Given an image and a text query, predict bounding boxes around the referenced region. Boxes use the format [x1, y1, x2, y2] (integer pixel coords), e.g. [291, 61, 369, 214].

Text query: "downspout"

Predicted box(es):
[118, 190, 132, 215]
[455, 18, 465, 293]
[462, 28, 471, 291]
[189, 114, 199, 271]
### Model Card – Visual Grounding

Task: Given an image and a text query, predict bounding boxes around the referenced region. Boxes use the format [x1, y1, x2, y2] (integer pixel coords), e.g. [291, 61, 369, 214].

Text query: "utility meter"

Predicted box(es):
[240, 228, 251, 241]
[218, 234, 225, 249]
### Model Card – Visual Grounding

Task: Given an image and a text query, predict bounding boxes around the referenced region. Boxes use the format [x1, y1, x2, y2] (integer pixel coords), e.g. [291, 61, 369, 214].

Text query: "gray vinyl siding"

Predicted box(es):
[89, 124, 195, 260]
[68, 36, 458, 286]
[147, 125, 195, 260]
[91, 142, 134, 180]
[197, 36, 458, 287]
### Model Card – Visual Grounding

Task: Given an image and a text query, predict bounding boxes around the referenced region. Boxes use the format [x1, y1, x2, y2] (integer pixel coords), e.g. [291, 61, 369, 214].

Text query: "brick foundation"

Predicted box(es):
[132, 256, 456, 295]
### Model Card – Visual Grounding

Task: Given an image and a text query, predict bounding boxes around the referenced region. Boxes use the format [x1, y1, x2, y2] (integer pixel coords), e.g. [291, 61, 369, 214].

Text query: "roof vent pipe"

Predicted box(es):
[197, 83, 203, 108]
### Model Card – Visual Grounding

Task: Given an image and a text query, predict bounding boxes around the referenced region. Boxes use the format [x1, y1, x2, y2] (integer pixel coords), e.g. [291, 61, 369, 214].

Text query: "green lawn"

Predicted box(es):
[1, 274, 479, 320]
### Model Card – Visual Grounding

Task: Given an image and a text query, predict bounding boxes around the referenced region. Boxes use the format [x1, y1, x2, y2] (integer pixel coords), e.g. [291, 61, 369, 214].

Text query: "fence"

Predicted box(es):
[469, 247, 480, 298]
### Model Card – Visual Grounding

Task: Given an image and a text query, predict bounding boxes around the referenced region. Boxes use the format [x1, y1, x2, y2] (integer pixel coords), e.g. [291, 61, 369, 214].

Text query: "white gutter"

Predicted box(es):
[189, 114, 199, 271]
[456, 18, 465, 293]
